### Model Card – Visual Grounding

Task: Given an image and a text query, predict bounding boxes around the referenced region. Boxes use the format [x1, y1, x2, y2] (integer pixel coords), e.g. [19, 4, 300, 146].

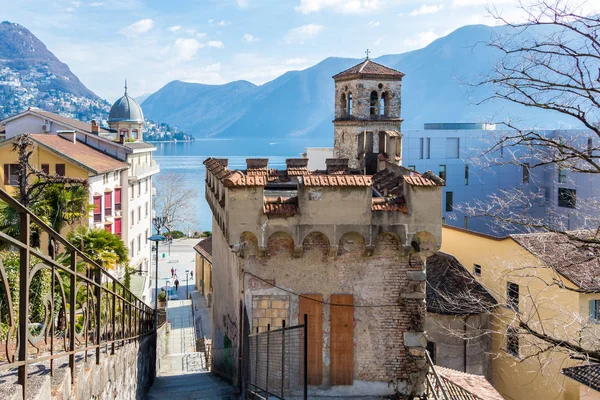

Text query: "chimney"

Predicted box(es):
[214, 158, 229, 168]
[91, 120, 99, 135]
[119, 132, 126, 144]
[286, 158, 309, 169]
[326, 158, 349, 174]
[246, 158, 269, 170]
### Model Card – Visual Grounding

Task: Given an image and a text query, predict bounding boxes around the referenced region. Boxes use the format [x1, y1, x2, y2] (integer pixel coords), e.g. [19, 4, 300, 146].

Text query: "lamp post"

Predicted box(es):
[148, 234, 166, 329]
[185, 270, 189, 299]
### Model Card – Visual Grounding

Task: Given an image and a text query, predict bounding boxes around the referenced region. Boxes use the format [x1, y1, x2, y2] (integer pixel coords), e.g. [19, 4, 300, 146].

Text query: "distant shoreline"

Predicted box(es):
[145, 139, 194, 143]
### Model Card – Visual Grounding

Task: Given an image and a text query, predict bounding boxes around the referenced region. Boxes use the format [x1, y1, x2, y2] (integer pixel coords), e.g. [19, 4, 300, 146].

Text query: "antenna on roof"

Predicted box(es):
[365, 49, 370, 60]
[124, 79, 128, 95]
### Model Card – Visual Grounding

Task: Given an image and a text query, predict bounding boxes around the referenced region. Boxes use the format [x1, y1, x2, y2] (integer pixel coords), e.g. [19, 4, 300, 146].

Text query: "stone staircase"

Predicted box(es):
[146, 372, 236, 400]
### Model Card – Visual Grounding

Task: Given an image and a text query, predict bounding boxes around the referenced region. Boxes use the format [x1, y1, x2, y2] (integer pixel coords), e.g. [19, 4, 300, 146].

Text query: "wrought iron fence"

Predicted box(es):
[246, 315, 307, 400]
[0, 188, 155, 398]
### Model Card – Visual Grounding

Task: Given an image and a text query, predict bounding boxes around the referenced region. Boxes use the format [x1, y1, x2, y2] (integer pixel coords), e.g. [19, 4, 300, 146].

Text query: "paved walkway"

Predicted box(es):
[146, 300, 236, 400]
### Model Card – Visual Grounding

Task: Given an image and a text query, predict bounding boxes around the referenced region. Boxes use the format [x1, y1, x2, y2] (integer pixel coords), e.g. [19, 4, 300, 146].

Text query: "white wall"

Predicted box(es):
[305, 147, 333, 170]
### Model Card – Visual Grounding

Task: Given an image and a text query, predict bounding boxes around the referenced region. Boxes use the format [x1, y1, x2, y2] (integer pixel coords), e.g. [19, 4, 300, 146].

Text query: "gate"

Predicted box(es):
[246, 315, 308, 399]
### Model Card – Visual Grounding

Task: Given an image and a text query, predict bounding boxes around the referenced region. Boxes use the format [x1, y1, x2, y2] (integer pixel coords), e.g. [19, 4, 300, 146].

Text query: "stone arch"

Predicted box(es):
[340, 92, 347, 117]
[240, 232, 258, 258]
[266, 232, 294, 258]
[374, 232, 400, 257]
[337, 232, 366, 257]
[348, 92, 353, 115]
[414, 231, 438, 255]
[379, 92, 388, 116]
[302, 231, 330, 258]
[370, 91, 378, 115]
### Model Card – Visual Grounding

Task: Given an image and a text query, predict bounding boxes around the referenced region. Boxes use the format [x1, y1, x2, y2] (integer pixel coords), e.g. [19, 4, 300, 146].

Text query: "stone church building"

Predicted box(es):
[204, 59, 443, 397]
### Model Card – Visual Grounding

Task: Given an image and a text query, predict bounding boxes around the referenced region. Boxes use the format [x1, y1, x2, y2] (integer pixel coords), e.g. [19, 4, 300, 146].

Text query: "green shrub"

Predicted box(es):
[201, 231, 212, 237]
[168, 230, 185, 239]
[158, 291, 167, 302]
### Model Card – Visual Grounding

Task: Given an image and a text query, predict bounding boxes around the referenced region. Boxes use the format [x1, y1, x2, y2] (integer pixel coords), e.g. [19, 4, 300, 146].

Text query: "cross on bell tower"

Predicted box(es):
[365, 49, 370, 59]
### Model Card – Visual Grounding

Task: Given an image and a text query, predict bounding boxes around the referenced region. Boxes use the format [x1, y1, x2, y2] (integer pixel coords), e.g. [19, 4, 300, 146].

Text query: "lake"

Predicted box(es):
[153, 137, 332, 232]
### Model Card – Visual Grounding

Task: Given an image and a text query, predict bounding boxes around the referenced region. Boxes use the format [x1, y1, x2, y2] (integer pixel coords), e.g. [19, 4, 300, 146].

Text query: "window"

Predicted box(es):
[507, 327, 519, 357]
[132, 129, 138, 140]
[558, 168, 567, 184]
[104, 191, 112, 216]
[441, 217, 446, 224]
[365, 131, 374, 153]
[145, 179, 149, 193]
[104, 223, 112, 233]
[55, 164, 65, 176]
[103, 174, 109, 184]
[130, 240, 135, 257]
[445, 191, 453, 212]
[473, 264, 482, 276]
[3, 164, 20, 186]
[590, 300, 600, 322]
[114, 188, 121, 211]
[145, 229, 149, 245]
[439, 165, 446, 182]
[408, 165, 416, 171]
[588, 137, 593, 156]
[507, 282, 519, 311]
[131, 185, 134, 200]
[426, 341, 436, 364]
[464, 216, 469, 229]
[558, 188, 576, 208]
[379, 92, 387, 116]
[137, 206, 141, 222]
[131, 210, 135, 227]
[419, 138, 424, 159]
[500, 144, 504, 157]
[114, 171, 119, 181]
[426, 138, 431, 159]
[41, 164, 49, 174]
[465, 164, 469, 185]
[340, 93, 347, 117]
[138, 182, 141, 197]
[522, 163, 530, 184]
[93, 195, 102, 223]
[145, 202, 149, 217]
[446, 138, 460, 158]
[348, 93, 353, 115]
[370, 91, 378, 115]
[114, 218, 122, 238]
[378, 131, 387, 153]
[137, 234, 141, 252]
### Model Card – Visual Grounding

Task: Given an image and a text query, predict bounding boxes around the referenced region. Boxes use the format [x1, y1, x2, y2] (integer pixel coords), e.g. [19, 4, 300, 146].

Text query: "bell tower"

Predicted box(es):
[332, 56, 404, 174]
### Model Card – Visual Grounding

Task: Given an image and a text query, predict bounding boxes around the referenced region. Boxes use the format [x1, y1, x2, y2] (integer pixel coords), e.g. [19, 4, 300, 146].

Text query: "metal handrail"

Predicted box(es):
[0, 187, 155, 399]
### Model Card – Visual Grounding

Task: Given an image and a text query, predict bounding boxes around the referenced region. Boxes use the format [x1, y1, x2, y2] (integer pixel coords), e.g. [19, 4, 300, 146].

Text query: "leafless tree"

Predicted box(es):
[153, 172, 197, 233]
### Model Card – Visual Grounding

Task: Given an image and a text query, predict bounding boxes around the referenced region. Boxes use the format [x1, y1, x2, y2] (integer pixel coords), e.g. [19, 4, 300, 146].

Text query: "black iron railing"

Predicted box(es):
[0, 188, 155, 398]
[246, 315, 307, 400]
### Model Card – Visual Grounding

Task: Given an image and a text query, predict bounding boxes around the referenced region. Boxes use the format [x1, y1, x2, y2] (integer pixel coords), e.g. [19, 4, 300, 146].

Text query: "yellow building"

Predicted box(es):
[441, 225, 600, 400]
[193, 237, 212, 304]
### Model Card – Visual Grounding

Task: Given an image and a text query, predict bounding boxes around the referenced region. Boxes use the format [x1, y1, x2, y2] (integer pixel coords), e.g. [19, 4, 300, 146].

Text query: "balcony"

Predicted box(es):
[129, 160, 160, 182]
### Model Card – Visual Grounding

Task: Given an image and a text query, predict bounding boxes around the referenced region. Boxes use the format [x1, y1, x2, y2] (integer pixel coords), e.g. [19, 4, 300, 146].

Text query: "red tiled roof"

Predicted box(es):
[224, 171, 267, 187]
[303, 175, 372, 187]
[194, 237, 212, 262]
[371, 198, 408, 213]
[333, 59, 405, 80]
[29, 134, 128, 175]
[435, 366, 504, 400]
[511, 231, 600, 291]
[286, 167, 310, 176]
[404, 175, 439, 186]
[29, 109, 110, 134]
[264, 196, 299, 217]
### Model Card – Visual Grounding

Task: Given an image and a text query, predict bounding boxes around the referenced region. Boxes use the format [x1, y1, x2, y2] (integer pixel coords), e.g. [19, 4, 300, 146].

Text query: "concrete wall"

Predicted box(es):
[425, 313, 493, 381]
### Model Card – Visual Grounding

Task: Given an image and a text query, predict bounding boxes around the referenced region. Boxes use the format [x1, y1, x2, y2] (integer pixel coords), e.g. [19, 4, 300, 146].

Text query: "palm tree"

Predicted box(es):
[63, 227, 129, 272]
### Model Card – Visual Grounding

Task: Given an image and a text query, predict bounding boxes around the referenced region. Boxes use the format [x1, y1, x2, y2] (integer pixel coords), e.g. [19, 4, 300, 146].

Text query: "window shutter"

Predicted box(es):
[93, 196, 101, 214]
[330, 294, 353, 385]
[3, 164, 8, 185]
[299, 294, 323, 385]
[104, 192, 112, 208]
[115, 218, 122, 237]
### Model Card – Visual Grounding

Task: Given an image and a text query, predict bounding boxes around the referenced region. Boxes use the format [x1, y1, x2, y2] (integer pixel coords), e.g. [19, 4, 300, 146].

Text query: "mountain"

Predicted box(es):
[141, 24, 576, 138]
[0, 21, 109, 121]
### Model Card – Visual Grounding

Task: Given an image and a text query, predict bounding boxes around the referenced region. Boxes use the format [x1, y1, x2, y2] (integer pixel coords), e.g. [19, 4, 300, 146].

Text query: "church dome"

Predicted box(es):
[108, 83, 144, 123]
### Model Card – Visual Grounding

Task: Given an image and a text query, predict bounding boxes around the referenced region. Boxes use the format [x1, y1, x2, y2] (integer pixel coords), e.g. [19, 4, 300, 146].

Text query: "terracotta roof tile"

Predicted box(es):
[29, 134, 128, 175]
[286, 167, 310, 176]
[333, 59, 405, 80]
[511, 231, 600, 290]
[193, 237, 212, 262]
[263, 196, 299, 218]
[371, 198, 408, 213]
[435, 366, 504, 400]
[30, 109, 110, 134]
[427, 252, 497, 315]
[562, 364, 600, 392]
[404, 175, 439, 186]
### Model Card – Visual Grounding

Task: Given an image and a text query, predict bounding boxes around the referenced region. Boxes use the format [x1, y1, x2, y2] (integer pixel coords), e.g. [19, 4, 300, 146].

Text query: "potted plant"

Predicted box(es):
[158, 290, 167, 308]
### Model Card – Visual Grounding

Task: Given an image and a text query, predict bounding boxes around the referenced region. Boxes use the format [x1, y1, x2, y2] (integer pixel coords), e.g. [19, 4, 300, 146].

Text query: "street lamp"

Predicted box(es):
[185, 270, 189, 299]
[148, 234, 166, 329]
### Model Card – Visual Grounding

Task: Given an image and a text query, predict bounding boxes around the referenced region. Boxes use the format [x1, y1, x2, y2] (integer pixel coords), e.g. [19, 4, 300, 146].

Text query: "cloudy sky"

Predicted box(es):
[3, 0, 526, 100]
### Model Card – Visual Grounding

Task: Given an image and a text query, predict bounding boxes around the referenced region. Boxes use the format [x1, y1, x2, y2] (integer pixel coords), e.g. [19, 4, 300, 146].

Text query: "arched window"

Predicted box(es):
[132, 129, 139, 139]
[380, 92, 387, 116]
[348, 93, 353, 115]
[340, 93, 347, 117]
[370, 91, 378, 115]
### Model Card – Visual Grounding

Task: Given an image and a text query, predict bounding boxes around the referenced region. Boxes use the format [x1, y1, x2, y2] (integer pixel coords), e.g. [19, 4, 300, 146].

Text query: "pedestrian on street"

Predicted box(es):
[190, 270, 193, 279]
[171, 267, 174, 278]
[174, 279, 179, 291]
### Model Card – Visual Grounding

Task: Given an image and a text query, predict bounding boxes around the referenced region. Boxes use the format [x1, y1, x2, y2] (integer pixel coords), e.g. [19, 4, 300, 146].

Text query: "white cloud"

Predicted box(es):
[404, 31, 439, 48]
[286, 57, 307, 65]
[89, 2, 104, 6]
[295, 0, 381, 14]
[197, 32, 207, 38]
[237, 0, 249, 7]
[452, 0, 514, 6]
[209, 20, 229, 27]
[66, 7, 75, 12]
[368, 20, 380, 27]
[169, 25, 182, 32]
[410, 4, 444, 16]
[174, 38, 203, 60]
[374, 37, 383, 46]
[284, 24, 324, 44]
[207, 40, 224, 48]
[72, 1, 81, 7]
[243, 33, 259, 43]
[120, 19, 154, 37]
